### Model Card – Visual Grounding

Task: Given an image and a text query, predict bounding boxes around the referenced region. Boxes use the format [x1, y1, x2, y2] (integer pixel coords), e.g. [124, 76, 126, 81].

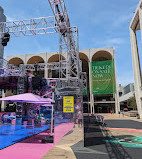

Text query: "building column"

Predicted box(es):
[44, 63, 48, 79]
[115, 93, 119, 113]
[0, 7, 6, 58]
[0, 39, 4, 59]
[1, 90, 5, 111]
[44, 53, 48, 79]
[113, 49, 120, 113]
[48, 70, 52, 78]
[89, 61, 94, 114]
[92, 94, 95, 114]
[130, 28, 142, 118]
[139, 7, 142, 41]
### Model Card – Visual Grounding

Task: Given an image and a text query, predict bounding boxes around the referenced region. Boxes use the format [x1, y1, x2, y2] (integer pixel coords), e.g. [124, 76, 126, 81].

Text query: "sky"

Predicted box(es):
[0, 0, 141, 86]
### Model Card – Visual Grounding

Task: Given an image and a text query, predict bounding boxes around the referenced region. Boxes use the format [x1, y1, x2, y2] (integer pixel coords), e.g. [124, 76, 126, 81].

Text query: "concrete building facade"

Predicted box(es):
[119, 83, 135, 110]
[130, 0, 142, 118]
[4, 47, 120, 114]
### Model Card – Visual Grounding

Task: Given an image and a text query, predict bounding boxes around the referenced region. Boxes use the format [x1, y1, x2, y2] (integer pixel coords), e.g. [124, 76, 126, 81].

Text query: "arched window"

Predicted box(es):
[92, 51, 112, 62]
[9, 57, 24, 66]
[27, 56, 45, 78]
[48, 54, 65, 78]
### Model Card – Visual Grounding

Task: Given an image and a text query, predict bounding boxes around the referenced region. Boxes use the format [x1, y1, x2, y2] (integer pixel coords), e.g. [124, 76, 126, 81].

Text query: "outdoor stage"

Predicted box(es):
[0, 122, 74, 159]
[0, 124, 50, 150]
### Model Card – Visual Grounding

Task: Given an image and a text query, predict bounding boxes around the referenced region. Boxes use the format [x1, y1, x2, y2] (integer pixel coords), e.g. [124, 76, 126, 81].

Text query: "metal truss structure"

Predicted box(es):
[0, 58, 25, 76]
[0, 58, 26, 117]
[20, 61, 67, 72]
[19, 61, 86, 96]
[0, 0, 82, 96]
[48, 0, 81, 94]
[0, 16, 56, 37]
[20, 59, 81, 77]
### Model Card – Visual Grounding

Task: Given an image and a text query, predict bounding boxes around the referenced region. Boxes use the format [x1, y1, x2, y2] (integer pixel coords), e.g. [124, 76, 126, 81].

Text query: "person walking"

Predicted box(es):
[78, 111, 83, 128]
[121, 110, 124, 117]
[101, 116, 105, 126]
[118, 111, 120, 117]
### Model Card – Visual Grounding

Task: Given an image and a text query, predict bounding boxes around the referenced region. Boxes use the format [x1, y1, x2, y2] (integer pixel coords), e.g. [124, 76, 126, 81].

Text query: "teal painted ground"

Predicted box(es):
[105, 136, 142, 148]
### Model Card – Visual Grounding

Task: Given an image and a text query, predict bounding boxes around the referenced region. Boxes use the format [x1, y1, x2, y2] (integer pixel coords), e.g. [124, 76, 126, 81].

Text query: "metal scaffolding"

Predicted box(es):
[0, 58, 25, 116]
[0, 0, 83, 96]
[0, 58, 25, 77]
[48, 0, 81, 94]
[0, 16, 57, 36]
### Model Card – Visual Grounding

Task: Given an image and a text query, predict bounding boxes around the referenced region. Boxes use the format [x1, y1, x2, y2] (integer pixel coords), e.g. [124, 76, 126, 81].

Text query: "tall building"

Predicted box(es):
[4, 47, 120, 113]
[129, 0, 142, 118]
[123, 83, 134, 95]
[119, 83, 135, 110]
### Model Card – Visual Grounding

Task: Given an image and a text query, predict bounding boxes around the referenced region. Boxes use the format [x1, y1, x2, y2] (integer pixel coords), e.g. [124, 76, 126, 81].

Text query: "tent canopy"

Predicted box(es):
[41, 104, 53, 107]
[28, 101, 52, 104]
[0, 93, 55, 103]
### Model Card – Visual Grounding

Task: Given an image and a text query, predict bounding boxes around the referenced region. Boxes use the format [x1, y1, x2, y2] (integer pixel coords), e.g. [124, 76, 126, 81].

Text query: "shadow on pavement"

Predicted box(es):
[102, 125, 132, 159]
[82, 116, 133, 159]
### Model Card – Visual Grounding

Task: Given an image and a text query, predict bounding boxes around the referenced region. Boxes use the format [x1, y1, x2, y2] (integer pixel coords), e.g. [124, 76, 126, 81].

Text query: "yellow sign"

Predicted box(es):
[63, 96, 74, 113]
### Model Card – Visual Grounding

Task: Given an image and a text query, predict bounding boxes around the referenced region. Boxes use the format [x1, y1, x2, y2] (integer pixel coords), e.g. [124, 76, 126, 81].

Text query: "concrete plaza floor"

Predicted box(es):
[43, 114, 142, 159]
[42, 125, 83, 159]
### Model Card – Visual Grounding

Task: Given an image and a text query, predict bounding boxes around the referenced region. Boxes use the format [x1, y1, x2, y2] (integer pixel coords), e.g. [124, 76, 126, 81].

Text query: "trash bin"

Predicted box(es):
[137, 114, 140, 119]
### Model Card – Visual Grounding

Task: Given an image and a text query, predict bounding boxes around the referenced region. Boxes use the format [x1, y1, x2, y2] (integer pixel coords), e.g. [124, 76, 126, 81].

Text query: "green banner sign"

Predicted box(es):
[83, 86, 87, 95]
[91, 60, 116, 94]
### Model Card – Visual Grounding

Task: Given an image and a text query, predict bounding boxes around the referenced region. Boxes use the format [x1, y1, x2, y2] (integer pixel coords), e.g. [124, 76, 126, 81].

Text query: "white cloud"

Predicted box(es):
[118, 75, 134, 86]
[117, 67, 134, 86]
[92, 37, 125, 48]
[112, 14, 133, 28]
[33, 38, 52, 53]
[106, 38, 125, 46]
[6, 16, 16, 22]
[112, 4, 138, 28]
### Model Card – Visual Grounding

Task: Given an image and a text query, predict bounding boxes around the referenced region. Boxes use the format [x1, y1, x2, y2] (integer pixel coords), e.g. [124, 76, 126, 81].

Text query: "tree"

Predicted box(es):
[127, 95, 137, 110]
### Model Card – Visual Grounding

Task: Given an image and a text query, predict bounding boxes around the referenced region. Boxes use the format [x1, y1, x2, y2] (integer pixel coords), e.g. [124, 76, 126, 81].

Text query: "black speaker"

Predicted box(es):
[32, 76, 42, 90]
[4, 89, 6, 93]
[42, 136, 54, 143]
[9, 76, 12, 83]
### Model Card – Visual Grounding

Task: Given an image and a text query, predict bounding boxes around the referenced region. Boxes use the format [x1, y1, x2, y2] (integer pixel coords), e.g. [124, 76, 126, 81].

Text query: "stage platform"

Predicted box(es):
[0, 124, 50, 150]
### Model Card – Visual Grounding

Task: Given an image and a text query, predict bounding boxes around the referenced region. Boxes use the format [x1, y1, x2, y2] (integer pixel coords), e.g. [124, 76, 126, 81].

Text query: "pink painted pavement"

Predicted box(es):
[0, 122, 74, 159]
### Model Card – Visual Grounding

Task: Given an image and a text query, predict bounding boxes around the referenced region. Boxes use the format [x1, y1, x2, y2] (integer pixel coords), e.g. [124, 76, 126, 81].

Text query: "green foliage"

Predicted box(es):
[127, 95, 137, 110]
